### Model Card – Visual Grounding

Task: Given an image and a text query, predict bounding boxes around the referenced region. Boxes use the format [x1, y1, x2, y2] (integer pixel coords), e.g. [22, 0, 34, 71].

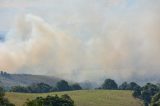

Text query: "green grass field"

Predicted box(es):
[6, 90, 143, 106]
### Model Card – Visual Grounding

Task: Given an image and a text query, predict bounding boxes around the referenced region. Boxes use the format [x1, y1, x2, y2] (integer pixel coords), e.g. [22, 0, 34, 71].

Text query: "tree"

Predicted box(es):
[132, 87, 141, 98]
[56, 80, 71, 91]
[141, 83, 159, 105]
[101, 79, 118, 90]
[28, 83, 52, 93]
[142, 83, 159, 96]
[132, 83, 160, 106]
[24, 94, 75, 106]
[129, 82, 141, 90]
[119, 82, 130, 90]
[141, 90, 152, 106]
[71, 83, 82, 90]
[10, 83, 52, 93]
[10, 86, 29, 93]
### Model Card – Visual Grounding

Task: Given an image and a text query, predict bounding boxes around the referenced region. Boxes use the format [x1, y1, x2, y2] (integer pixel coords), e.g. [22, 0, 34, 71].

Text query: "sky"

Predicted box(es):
[0, 0, 140, 37]
[0, 0, 160, 84]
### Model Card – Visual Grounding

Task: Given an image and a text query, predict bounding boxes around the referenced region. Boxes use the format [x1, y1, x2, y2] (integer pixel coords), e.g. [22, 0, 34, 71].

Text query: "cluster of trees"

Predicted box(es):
[56, 80, 82, 91]
[99, 79, 160, 106]
[0, 86, 15, 106]
[0, 85, 75, 106]
[99, 79, 140, 90]
[10, 80, 82, 93]
[24, 94, 74, 106]
[133, 83, 160, 106]
[0, 84, 75, 106]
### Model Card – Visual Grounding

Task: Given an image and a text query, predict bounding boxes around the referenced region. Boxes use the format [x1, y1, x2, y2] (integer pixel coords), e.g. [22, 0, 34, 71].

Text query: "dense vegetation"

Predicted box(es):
[24, 94, 74, 106]
[133, 83, 160, 106]
[10, 80, 82, 93]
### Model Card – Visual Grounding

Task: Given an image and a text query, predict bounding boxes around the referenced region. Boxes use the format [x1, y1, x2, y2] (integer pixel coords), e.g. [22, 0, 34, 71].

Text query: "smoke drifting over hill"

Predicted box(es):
[0, 0, 160, 84]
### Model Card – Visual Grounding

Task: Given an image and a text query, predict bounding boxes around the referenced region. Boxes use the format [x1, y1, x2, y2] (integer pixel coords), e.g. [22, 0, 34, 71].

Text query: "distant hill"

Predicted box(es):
[0, 71, 60, 88]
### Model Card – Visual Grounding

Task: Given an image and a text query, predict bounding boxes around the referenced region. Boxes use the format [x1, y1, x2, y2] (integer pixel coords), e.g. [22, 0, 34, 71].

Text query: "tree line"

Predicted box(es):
[0, 85, 75, 106]
[98, 79, 140, 90]
[10, 80, 82, 93]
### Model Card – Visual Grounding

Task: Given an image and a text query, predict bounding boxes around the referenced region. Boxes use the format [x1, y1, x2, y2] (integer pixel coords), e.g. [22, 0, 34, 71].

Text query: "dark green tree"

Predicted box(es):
[129, 82, 141, 90]
[10, 86, 29, 93]
[10, 83, 52, 93]
[133, 83, 160, 106]
[101, 79, 118, 90]
[132, 87, 141, 98]
[56, 80, 71, 91]
[71, 83, 82, 90]
[28, 83, 52, 93]
[119, 82, 130, 90]
[24, 94, 74, 106]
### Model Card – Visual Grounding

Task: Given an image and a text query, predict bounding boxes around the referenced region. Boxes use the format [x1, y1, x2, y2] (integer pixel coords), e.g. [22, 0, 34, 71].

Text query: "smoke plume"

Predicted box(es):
[0, 0, 160, 84]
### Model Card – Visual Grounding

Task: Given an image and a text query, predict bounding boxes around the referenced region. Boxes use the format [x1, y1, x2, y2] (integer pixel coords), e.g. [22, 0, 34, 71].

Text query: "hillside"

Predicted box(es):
[0, 72, 60, 87]
[6, 90, 143, 106]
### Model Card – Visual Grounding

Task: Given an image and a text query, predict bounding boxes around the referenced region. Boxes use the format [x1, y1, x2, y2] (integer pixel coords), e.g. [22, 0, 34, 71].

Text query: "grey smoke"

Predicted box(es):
[0, 0, 160, 84]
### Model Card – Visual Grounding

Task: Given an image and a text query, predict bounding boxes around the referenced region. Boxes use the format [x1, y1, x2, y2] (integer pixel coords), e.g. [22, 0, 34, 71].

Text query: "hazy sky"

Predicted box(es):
[0, 0, 145, 37]
[0, 0, 160, 84]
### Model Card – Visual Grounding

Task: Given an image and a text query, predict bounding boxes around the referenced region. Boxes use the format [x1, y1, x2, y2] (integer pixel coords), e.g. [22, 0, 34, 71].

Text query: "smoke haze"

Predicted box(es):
[0, 0, 160, 84]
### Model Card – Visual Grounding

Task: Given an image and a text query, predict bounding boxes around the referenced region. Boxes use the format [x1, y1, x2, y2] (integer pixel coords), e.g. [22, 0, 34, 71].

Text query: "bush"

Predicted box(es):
[24, 94, 74, 106]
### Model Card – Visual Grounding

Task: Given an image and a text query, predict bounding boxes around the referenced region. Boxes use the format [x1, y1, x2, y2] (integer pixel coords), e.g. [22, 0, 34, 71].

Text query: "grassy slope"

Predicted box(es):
[6, 90, 143, 106]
